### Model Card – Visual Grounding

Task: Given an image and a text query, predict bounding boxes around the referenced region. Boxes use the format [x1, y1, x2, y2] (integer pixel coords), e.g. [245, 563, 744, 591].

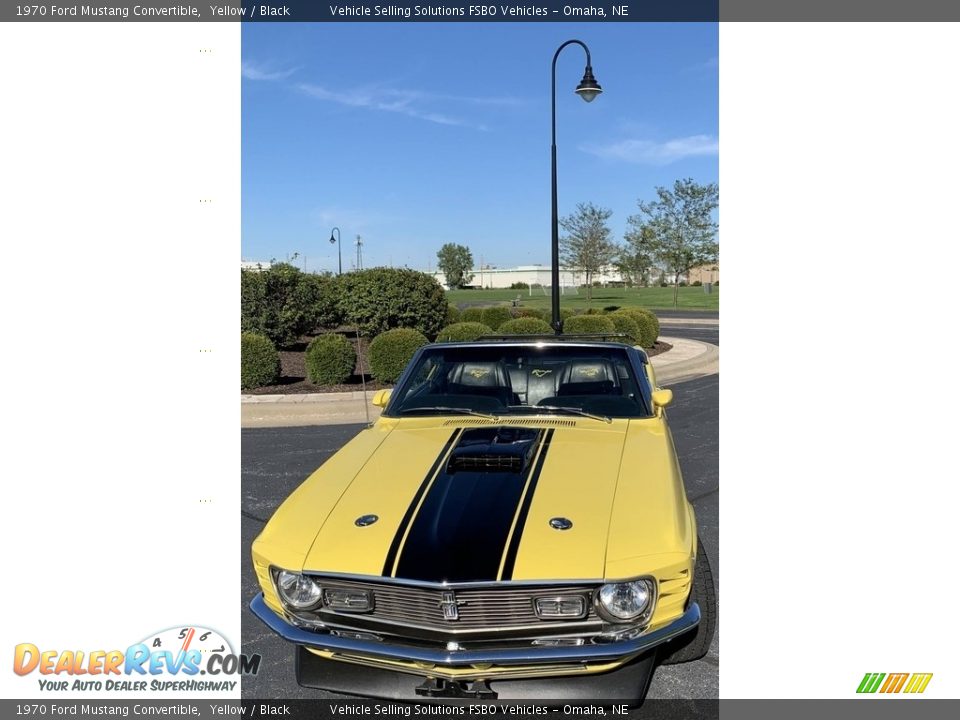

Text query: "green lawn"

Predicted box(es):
[446, 286, 719, 311]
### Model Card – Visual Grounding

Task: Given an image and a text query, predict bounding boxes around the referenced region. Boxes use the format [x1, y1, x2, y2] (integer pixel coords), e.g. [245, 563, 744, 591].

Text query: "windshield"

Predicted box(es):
[388, 344, 652, 419]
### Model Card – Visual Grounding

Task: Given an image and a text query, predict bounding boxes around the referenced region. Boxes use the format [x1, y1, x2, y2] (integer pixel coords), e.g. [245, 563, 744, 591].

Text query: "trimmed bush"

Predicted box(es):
[241, 263, 329, 348]
[509, 282, 530, 290]
[615, 308, 659, 347]
[368, 328, 429, 383]
[562, 314, 616, 335]
[435, 322, 491, 342]
[312, 273, 345, 330]
[560, 308, 575, 321]
[460, 307, 485, 324]
[497, 317, 553, 335]
[305, 333, 356, 386]
[582, 307, 604, 315]
[637, 308, 660, 343]
[607, 313, 641, 345]
[511, 307, 547, 321]
[481, 306, 513, 330]
[241, 333, 280, 390]
[337, 268, 447, 338]
[445, 304, 461, 325]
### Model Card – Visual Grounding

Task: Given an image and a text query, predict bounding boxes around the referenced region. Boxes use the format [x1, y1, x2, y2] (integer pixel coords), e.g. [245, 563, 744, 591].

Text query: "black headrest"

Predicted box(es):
[560, 360, 616, 385]
[448, 362, 508, 388]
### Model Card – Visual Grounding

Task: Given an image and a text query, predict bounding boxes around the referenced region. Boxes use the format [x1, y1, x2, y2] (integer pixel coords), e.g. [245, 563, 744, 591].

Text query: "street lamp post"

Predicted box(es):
[551, 39, 602, 333]
[329, 227, 342, 275]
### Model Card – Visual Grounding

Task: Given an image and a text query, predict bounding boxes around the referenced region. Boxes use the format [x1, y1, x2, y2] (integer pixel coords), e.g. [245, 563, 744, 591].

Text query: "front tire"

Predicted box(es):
[659, 539, 716, 665]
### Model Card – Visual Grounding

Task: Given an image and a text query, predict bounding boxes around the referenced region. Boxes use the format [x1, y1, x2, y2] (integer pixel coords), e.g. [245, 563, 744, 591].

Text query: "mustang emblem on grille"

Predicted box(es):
[531, 369, 552, 378]
[439, 591, 467, 620]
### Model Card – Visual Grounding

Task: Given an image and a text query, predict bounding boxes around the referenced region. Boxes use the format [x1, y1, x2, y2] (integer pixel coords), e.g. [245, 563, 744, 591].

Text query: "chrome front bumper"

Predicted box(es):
[250, 592, 700, 667]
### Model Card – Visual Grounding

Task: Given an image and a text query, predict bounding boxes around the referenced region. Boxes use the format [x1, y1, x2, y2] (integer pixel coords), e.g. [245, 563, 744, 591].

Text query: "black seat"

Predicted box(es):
[445, 362, 514, 405]
[556, 360, 618, 396]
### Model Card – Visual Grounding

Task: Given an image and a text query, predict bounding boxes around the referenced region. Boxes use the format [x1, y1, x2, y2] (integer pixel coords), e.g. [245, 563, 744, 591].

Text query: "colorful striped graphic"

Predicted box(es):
[857, 672, 933, 694]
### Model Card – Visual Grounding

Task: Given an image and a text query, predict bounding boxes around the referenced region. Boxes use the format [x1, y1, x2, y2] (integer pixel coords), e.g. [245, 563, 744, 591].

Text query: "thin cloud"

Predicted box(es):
[296, 83, 498, 130]
[582, 135, 719, 165]
[241, 61, 299, 81]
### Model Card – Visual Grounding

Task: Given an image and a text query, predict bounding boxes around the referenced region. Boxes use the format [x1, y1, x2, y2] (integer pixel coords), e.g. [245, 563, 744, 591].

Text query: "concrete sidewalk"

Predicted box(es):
[241, 336, 719, 428]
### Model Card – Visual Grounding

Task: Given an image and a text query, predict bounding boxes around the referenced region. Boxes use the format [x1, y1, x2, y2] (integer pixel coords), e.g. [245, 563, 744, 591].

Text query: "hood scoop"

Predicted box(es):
[446, 427, 539, 475]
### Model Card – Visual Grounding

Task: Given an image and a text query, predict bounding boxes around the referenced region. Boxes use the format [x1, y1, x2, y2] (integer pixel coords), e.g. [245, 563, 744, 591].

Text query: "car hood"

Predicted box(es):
[254, 418, 687, 583]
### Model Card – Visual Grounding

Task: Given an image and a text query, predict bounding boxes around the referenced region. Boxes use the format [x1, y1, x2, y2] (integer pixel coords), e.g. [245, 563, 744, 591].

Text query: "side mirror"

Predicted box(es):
[371, 389, 392, 408]
[652, 388, 673, 409]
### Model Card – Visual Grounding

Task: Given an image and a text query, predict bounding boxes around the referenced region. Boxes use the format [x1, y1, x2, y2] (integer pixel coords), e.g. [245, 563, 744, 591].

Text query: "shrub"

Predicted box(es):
[607, 313, 641, 345]
[614, 308, 658, 348]
[460, 307, 484, 324]
[692, 280, 702, 287]
[241, 263, 327, 348]
[337, 268, 447, 338]
[368, 328, 429, 383]
[509, 282, 530, 290]
[481, 306, 513, 330]
[445, 304, 461, 325]
[435, 322, 491, 342]
[679, 280, 688, 287]
[714, 280, 719, 287]
[511, 307, 547, 320]
[240, 333, 280, 390]
[603, 305, 621, 313]
[639, 308, 661, 341]
[305, 333, 356, 385]
[497, 317, 553, 335]
[582, 307, 604, 315]
[560, 308, 575, 321]
[562, 314, 616, 335]
[312, 273, 345, 329]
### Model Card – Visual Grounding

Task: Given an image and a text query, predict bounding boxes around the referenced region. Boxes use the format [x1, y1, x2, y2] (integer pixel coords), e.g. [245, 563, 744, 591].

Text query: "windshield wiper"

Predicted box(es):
[507, 405, 612, 424]
[400, 406, 498, 420]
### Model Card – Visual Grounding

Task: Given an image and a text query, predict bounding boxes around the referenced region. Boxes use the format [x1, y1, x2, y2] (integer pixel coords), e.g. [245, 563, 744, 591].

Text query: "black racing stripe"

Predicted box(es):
[381, 429, 461, 577]
[392, 427, 545, 583]
[500, 428, 555, 580]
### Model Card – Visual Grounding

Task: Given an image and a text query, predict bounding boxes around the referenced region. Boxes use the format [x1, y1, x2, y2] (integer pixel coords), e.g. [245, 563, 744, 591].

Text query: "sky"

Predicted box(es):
[241, 23, 718, 274]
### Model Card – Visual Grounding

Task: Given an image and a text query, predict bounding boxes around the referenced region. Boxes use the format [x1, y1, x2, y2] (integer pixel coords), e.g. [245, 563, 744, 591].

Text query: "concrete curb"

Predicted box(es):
[652, 336, 720, 386]
[241, 337, 718, 428]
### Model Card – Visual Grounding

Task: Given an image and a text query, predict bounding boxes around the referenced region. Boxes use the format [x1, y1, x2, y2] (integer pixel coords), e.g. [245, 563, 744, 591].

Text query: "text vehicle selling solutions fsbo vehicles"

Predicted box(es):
[249, 334, 716, 703]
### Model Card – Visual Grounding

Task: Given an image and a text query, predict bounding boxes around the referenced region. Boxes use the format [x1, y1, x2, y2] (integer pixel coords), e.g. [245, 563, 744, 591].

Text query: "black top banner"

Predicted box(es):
[8, 1, 718, 22]
[6, 0, 960, 21]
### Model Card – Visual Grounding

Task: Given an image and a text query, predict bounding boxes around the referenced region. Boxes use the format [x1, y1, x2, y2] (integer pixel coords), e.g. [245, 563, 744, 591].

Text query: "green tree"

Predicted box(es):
[436, 243, 474, 289]
[617, 223, 656, 287]
[559, 202, 616, 301]
[627, 178, 719, 307]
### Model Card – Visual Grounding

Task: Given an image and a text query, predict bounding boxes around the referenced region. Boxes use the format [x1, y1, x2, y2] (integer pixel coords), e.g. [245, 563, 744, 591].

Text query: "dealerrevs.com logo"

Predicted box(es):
[13, 626, 260, 692]
[857, 672, 933, 694]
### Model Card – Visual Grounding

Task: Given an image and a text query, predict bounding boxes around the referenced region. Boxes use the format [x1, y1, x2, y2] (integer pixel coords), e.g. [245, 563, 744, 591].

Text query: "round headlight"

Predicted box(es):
[597, 579, 654, 621]
[276, 570, 321, 609]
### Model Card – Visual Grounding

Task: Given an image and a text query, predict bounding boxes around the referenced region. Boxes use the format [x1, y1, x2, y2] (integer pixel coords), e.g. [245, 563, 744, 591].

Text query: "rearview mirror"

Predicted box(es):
[371, 389, 392, 408]
[652, 388, 673, 409]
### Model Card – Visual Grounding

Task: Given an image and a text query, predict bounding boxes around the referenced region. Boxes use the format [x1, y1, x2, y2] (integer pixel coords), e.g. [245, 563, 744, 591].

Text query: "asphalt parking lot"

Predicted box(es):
[240, 323, 718, 704]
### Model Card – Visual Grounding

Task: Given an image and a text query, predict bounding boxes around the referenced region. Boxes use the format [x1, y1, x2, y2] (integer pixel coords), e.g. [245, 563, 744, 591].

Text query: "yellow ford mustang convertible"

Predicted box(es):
[250, 338, 715, 702]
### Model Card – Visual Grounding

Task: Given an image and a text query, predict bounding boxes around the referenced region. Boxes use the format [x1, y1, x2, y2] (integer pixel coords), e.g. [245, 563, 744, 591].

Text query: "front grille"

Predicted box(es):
[305, 577, 599, 635]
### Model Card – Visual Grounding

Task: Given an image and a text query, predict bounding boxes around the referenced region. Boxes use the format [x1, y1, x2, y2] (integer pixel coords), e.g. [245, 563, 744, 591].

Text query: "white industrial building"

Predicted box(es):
[426, 264, 625, 290]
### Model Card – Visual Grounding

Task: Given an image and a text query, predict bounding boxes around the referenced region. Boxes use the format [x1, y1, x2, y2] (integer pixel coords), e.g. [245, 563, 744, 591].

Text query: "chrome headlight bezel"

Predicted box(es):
[594, 577, 657, 625]
[272, 568, 323, 610]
